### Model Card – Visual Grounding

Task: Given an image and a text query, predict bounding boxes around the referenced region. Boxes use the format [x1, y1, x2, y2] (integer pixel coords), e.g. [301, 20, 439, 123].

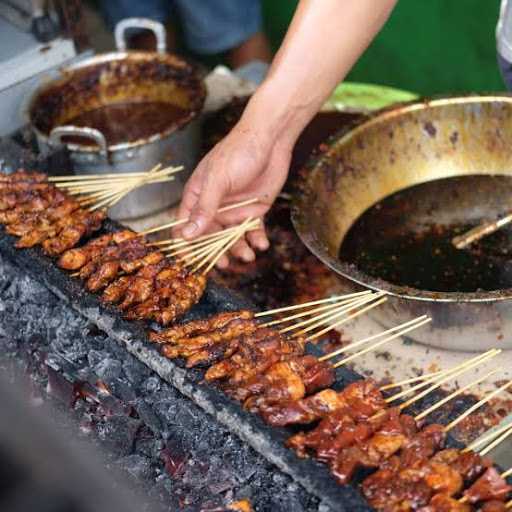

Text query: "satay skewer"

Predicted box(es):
[466, 422, 512, 454]
[279, 291, 386, 335]
[478, 425, 512, 457]
[201, 220, 255, 274]
[176, 219, 260, 266]
[414, 368, 501, 421]
[255, 293, 374, 317]
[388, 350, 501, 409]
[55, 165, 182, 189]
[259, 292, 374, 328]
[447, 379, 512, 432]
[319, 315, 428, 362]
[153, 224, 245, 250]
[305, 295, 389, 341]
[139, 197, 260, 236]
[380, 370, 446, 391]
[325, 316, 431, 369]
[384, 349, 501, 403]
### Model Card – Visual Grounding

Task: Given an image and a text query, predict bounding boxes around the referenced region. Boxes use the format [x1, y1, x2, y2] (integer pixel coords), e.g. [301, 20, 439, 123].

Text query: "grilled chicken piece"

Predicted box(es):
[0, 181, 49, 192]
[431, 449, 492, 484]
[0, 196, 50, 223]
[330, 411, 417, 485]
[259, 379, 385, 428]
[205, 330, 304, 385]
[243, 360, 307, 411]
[153, 273, 207, 325]
[42, 209, 106, 256]
[111, 229, 137, 244]
[480, 501, 508, 512]
[464, 467, 512, 504]
[161, 317, 259, 357]
[78, 239, 151, 281]
[261, 388, 347, 427]
[86, 261, 120, 292]
[12, 201, 84, 246]
[288, 406, 402, 461]
[102, 275, 133, 303]
[149, 310, 255, 344]
[58, 233, 113, 270]
[180, 337, 242, 368]
[233, 355, 335, 406]
[117, 260, 168, 310]
[418, 493, 472, 512]
[0, 170, 47, 183]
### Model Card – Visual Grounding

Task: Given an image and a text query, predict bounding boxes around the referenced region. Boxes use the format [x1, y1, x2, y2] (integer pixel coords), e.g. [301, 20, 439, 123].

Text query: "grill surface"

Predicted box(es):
[0, 131, 488, 511]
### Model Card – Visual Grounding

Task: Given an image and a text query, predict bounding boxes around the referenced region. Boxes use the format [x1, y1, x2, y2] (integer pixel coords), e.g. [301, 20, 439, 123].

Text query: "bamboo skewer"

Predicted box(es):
[445, 379, 512, 432]
[154, 224, 245, 249]
[279, 292, 384, 335]
[466, 421, 512, 453]
[166, 224, 255, 258]
[380, 370, 446, 391]
[254, 292, 373, 318]
[332, 316, 431, 369]
[478, 424, 512, 457]
[320, 315, 428, 362]
[200, 218, 256, 275]
[306, 295, 389, 341]
[139, 198, 260, 236]
[385, 349, 500, 403]
[414, 368, 500, 421]
[175, 219, 260, 267]
[260, 294, 374, 328]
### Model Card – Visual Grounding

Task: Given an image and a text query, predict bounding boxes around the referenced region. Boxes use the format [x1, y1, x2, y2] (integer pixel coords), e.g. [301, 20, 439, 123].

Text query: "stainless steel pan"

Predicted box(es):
[292, 95, 512, 351]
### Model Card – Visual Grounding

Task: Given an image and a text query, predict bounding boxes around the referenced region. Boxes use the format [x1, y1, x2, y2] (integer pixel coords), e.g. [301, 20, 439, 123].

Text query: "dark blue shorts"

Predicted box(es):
[498, 52, 512, 91]
[102, 0, 263, 55]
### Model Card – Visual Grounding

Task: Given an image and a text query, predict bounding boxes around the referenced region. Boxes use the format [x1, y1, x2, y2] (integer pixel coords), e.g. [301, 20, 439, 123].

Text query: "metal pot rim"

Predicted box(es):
[27, 50, 206, 154]
[291, 93, 512, 304]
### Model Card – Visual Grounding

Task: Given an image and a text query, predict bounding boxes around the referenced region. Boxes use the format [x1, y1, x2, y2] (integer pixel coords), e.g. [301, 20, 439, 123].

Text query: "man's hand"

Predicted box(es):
[176, 0, 397, 268]
[176, 109, 292, 268]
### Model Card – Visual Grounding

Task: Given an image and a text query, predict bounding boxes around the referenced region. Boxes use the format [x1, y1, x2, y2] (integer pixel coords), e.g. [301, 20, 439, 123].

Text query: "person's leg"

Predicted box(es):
[228, 31, 272, 68]
[498, 52, 512, 91]
[173, 0, 271, 66]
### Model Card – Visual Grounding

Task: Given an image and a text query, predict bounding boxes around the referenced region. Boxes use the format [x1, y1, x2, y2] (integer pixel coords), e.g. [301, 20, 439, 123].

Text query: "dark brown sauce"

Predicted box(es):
[63, 102, 188, 146]
[339, 178, 512, 293]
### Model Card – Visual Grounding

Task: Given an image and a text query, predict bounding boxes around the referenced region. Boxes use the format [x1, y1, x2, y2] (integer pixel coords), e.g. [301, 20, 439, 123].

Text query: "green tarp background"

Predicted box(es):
[262, 0, 506, 95]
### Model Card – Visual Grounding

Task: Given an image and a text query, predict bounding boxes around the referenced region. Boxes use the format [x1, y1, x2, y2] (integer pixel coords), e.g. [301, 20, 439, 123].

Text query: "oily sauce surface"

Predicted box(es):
[63, 102, 188, 146]
[339, 178, 512, 293]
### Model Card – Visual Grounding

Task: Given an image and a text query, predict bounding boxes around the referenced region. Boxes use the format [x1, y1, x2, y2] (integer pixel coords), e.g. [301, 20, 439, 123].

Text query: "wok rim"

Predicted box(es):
[291, 93, 512, 304]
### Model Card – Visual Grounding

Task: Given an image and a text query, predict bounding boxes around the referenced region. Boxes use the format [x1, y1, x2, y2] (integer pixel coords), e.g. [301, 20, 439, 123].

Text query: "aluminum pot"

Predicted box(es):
[292, 95, 512, 352]
[28, 18, 206, 220]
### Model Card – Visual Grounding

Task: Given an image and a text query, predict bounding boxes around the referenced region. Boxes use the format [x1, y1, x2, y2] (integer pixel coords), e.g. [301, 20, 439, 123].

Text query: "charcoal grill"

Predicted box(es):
[0, 134, 492, 512]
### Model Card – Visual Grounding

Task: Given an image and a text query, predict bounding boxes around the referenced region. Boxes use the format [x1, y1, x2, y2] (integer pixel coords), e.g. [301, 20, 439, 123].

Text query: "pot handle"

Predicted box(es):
[49, 126, 108, 157]
[115, 18, 167, 54]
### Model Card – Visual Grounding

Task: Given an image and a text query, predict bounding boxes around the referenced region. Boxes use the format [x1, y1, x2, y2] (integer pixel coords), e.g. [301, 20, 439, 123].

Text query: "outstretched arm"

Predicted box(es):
[178, 0, 397, 266]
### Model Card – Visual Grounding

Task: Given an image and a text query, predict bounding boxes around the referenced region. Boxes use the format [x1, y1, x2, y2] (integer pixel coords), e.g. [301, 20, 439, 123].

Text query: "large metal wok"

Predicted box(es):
[292, 95, 512, 351]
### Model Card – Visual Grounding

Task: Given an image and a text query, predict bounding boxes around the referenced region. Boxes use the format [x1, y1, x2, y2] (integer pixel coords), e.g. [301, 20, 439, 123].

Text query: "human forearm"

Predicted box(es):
[242, 0, 398, 145]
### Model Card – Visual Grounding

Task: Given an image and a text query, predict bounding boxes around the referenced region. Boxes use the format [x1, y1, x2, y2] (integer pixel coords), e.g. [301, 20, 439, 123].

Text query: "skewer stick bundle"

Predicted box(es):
[52, 164, 184, 211]
[140, 198, 260, 236]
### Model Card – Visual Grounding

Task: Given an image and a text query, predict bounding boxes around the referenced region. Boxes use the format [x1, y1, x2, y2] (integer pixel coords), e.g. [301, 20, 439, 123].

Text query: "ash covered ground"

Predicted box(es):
[0, 254, 331, 512]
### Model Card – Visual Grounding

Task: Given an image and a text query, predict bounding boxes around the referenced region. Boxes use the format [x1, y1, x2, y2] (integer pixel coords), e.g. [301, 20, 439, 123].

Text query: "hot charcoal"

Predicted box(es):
[0, 254, 328, 512]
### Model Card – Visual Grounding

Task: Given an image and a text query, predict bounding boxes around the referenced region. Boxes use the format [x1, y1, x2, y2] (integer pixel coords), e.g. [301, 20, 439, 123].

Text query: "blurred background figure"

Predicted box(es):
[100, 0, 272, 68]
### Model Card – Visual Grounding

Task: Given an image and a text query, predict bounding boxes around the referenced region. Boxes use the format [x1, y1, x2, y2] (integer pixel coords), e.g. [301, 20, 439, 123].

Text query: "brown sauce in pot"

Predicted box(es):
[63, 102, 188, 146]
[338, 177, 512, 293]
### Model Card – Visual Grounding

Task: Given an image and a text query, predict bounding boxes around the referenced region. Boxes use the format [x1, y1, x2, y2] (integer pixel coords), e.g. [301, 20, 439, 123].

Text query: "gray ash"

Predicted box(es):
[0, 254, 328, 512]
